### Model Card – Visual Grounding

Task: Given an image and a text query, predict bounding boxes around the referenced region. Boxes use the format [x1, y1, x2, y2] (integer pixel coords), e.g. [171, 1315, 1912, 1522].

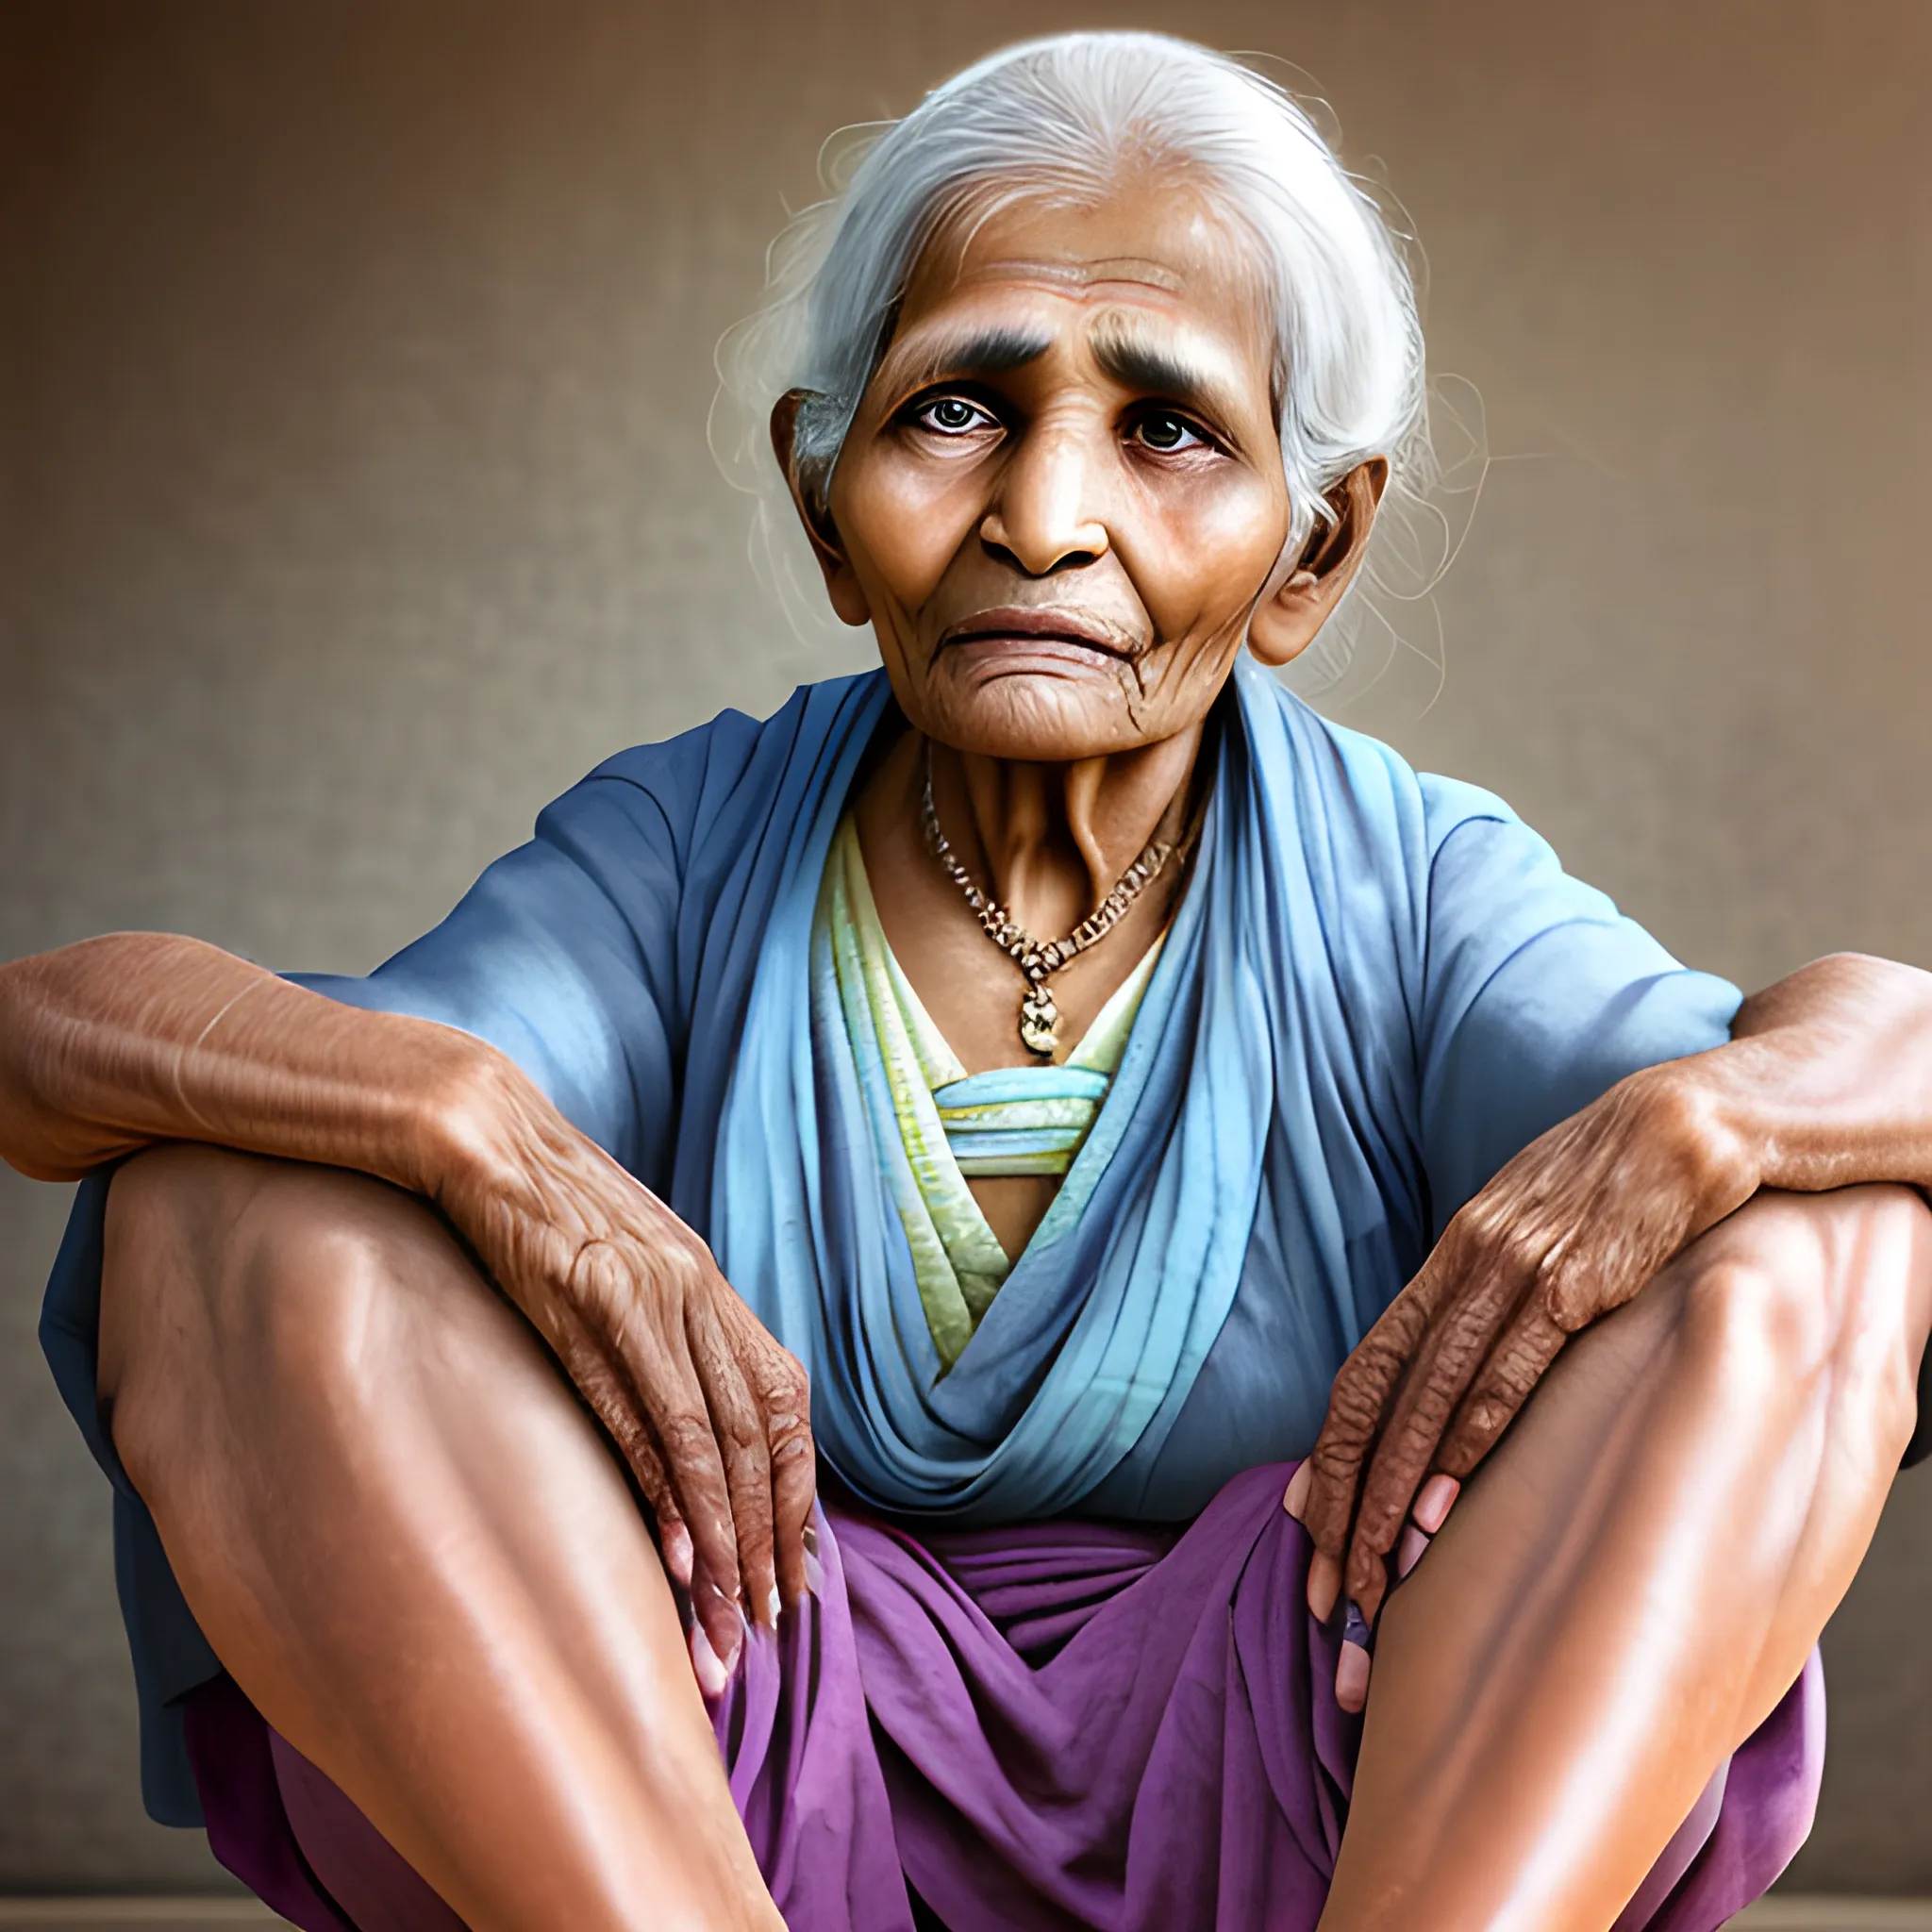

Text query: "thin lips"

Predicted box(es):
[939, 609, 1139, 659]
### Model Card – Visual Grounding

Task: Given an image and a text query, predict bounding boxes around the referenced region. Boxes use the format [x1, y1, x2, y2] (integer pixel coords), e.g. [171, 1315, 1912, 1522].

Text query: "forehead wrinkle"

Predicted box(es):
[873, 323, 1054, 402]
[962, 254, 1188, 292]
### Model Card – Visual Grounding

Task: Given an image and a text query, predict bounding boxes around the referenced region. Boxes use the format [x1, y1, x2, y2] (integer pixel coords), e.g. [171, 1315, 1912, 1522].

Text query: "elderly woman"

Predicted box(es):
[4, 31, 1931, 1932]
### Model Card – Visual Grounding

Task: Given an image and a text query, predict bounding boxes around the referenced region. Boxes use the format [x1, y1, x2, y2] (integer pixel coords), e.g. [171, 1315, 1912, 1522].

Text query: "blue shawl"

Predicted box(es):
[42, 656, 1740, 1820]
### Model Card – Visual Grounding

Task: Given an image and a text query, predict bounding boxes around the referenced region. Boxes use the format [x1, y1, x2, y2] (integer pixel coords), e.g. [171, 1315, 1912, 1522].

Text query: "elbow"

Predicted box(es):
[1732, 951, 1932, 1040]
[0, 958, 48, 1171]
[0, 942, 145, 1182]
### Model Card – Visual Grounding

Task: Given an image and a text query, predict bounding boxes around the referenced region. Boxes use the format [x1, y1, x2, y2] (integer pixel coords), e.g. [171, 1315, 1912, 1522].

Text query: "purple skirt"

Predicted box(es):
[184, 1463, 1823, 1931]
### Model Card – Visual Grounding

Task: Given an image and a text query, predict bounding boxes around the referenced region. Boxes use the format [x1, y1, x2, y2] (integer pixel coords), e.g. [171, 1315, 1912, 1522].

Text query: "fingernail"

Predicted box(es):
[803, 1548, 824, 1600]
[690, 1622, 731, 1700]
[802, 1519, 820, 1558]
[1307, 1551, 1341, 1623]
[1336, 1641, 1372, 1714]
[1396, 1524, 1431, 1578]
[1283, 1462, 1312, 1521]
[766, 1584, 781, 1628]
[1413, 1474, 1461, 1535]
[662, 1522, 694, 1588]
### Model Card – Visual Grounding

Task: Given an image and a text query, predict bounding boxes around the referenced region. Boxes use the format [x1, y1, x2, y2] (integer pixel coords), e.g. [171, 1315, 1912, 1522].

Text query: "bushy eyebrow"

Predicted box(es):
[1087, 313, 1248, 432]
[876, 325, 1053, 400]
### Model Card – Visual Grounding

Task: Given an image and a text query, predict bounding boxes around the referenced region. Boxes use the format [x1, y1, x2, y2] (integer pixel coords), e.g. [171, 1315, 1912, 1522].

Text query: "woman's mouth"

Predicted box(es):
[937, 608, 1144, 667]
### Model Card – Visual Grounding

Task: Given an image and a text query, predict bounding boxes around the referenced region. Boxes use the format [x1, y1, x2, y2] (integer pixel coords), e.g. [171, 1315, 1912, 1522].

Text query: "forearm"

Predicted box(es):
[0, 932, 494, 1190]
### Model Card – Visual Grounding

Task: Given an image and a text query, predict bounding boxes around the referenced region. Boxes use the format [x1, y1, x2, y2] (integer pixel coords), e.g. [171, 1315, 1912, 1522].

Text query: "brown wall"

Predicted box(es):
[3, 0, 1928, 1894]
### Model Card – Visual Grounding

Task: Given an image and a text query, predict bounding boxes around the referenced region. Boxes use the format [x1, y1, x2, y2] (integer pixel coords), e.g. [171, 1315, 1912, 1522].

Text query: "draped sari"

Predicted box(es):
[41, 657, 1816, 1928]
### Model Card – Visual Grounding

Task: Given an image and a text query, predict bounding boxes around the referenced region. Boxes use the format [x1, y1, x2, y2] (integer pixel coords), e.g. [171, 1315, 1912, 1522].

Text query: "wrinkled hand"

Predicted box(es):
[1288, 1059, 1758, 1698]
[1286, 951, 1932, 1712]
[429, 1055, 816, 1694]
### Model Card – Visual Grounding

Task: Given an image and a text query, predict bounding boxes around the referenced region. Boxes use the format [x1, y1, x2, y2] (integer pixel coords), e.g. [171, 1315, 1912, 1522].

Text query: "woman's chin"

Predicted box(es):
[911, 670, 1185, 763]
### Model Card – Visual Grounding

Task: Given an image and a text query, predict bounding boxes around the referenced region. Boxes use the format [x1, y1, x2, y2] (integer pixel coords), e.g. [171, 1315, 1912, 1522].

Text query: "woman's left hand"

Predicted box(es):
[1286, 951, 1932, 1701]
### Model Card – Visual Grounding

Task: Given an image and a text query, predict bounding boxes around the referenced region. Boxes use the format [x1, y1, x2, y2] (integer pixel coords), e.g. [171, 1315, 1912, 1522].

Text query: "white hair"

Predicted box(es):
[712, 31, 1450, 672]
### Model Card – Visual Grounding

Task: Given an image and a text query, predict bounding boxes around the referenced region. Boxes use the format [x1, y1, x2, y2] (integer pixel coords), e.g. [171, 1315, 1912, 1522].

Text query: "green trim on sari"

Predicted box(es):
[822, 813, 1161, 1367]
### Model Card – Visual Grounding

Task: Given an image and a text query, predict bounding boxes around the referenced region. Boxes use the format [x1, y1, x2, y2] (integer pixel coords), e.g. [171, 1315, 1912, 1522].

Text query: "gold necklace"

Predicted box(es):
[919, 741, 1190, 1058]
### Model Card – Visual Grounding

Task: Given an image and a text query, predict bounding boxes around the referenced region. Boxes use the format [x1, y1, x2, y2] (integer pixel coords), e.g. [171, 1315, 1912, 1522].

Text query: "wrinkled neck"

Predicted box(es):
[930, 724, 1203, 941]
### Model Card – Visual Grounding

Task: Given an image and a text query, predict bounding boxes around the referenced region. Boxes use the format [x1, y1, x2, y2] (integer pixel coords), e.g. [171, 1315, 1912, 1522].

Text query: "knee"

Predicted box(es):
[234, 1170, 422, 1386]
[1677, 1186, 1932, 1457]
[104, 1147, 444, 1492]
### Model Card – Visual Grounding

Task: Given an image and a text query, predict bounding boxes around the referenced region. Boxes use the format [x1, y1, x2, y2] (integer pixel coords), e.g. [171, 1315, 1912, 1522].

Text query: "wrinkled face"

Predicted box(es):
[807, 178, 1302, 760]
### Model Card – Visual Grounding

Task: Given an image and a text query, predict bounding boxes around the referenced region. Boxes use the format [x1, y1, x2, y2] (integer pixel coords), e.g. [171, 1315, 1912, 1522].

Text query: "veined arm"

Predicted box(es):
[0, 933, 473, 1188]
[0, 931, 813, 1671]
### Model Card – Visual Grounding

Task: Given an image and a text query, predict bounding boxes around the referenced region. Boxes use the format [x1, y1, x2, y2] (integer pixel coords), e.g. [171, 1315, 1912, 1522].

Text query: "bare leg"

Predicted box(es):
[1321, 1185, 1932, 1931]
[98, 1146, 782, 1932]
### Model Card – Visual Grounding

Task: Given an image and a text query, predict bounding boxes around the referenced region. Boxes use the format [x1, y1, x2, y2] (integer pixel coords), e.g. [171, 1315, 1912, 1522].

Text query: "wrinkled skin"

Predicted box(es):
[438, 1058, 819, 1660]
[0, 940, 812, 1682]
[1291, 952, 1932, 1663]
[787, 176, 1383, 1256]
[802, 177, 1331, 767]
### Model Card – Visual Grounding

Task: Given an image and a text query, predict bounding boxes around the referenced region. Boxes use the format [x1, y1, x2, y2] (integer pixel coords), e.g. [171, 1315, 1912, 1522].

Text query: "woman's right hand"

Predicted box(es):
[424, 1051, 818, 1691]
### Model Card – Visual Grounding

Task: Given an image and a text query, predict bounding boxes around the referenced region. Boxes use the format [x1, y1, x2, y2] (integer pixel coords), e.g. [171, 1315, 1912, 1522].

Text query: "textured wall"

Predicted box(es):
[3, 0, 1928, 1894]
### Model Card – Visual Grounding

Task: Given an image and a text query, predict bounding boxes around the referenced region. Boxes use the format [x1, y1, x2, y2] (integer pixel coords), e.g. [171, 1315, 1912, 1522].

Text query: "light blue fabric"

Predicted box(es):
[939, 1070, 1113, 1106]
[41, 656, 1742, 1821]
[708, 657, 1740, 1521]
[934, 1071, 1113, 1173]
[941, 1123, 1086, 1166]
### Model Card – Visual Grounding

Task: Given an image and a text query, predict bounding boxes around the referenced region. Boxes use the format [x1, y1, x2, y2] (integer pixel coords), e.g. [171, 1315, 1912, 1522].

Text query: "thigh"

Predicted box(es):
[101, 1144, 697, 1744]
[97, 1146, 761, 1932]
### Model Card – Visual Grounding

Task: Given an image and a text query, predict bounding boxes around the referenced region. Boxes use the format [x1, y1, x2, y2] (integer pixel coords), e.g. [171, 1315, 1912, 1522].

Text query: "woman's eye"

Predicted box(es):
[1132, 412, 1208, 453]
[915, 396, 995, 435]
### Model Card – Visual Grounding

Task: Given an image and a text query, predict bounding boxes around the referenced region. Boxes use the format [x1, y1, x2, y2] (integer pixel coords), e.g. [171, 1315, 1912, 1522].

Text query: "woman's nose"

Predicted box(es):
[978, 424, 1111, 576]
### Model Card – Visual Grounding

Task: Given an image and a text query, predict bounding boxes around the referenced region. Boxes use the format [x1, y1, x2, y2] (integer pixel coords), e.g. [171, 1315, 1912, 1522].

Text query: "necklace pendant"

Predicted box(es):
[1019, 985, 1059, 1058]
[919, 740, 1196, 1066]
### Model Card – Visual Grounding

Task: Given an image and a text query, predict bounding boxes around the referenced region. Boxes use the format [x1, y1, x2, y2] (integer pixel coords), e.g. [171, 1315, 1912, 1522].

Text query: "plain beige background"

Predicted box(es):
[3, 0, 1929, 1898]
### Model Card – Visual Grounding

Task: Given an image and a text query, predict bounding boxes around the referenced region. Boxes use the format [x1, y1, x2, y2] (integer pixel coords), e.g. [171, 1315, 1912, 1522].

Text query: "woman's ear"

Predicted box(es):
[1247, 458, 1390, 669]
[770, 391, 872, 627]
